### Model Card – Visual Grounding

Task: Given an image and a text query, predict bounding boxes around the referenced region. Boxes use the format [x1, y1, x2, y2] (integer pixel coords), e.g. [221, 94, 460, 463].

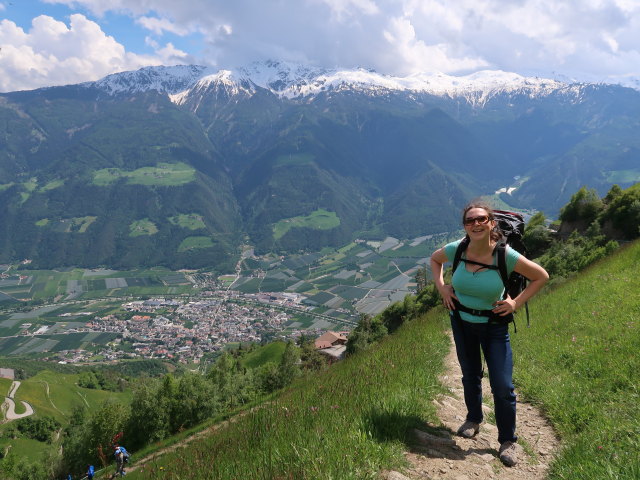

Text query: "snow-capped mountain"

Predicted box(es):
[89, 65, 213, 96]
[87, 60, 583, 107]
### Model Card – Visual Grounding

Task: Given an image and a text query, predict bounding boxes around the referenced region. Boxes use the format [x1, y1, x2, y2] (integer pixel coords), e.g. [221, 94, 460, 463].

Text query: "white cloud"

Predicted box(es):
[7, 0, 640, 90]
[136, 16, 189, 36]
[0, 14, 163, 92]
[314, 0, 380, 20]
[382, 16, 488, 74]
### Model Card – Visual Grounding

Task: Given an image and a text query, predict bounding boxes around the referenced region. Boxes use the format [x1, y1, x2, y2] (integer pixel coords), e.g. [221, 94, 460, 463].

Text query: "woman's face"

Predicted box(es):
[463, 207, 495, 240]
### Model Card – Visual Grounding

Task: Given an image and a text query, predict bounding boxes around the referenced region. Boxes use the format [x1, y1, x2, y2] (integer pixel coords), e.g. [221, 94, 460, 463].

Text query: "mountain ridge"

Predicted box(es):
[80, 60, 630, 106]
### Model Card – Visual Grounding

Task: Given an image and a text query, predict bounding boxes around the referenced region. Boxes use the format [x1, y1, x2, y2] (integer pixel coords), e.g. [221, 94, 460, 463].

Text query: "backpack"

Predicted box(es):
[452, 210, 530, 326]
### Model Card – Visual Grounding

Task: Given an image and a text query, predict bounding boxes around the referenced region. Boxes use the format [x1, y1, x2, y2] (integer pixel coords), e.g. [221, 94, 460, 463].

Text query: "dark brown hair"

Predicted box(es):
[462, 201, 502, 242]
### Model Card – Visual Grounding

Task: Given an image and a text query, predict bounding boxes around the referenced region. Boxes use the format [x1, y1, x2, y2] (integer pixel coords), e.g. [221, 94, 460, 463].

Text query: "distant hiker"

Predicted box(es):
[114, 445, 129, 476]
[430, 201, 548, 467]
[87, 464, 95, 479]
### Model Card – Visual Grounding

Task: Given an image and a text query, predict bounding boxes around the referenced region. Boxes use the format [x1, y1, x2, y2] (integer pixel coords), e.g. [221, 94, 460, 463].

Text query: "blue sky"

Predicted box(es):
[1, 0, 639, 92]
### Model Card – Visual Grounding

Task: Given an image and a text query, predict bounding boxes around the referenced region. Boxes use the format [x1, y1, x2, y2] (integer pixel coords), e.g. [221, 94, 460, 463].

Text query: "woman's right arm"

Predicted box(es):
[430, 247, 458, 310]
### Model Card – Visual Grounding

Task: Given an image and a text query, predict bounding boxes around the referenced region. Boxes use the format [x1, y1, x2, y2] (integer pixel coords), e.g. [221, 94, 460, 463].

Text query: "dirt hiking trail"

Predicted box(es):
[384, 333, 560, 480]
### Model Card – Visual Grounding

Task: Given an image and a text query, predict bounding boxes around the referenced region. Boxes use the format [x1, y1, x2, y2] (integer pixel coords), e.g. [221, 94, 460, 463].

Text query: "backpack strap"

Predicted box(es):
[452, 236, 469, 274]
[495, 243, 509, 299]
[496, 243, 530, 327]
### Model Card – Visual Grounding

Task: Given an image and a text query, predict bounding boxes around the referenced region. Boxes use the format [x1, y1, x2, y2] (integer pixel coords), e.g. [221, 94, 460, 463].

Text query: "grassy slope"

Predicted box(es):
[512, 239, 640, 479]
[240, 341, 287, 369]
[125, 240, 640, 479]
[12, 370, 130, 423]
[129, 312, 450, 479]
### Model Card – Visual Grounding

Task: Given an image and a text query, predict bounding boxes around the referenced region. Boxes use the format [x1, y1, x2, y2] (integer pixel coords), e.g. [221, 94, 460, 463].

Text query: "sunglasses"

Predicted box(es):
[463, 215, 490, 226]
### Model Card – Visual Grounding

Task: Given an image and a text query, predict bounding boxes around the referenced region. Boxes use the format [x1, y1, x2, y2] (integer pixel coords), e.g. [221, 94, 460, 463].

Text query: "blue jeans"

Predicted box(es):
[450, 312, 517, 444]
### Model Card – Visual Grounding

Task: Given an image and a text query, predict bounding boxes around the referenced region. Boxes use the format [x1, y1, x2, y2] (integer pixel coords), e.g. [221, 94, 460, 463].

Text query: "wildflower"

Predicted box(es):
[331, 404, 339, 409]
[310, 406, 319, 413]
[571, 336, 576, 343]
[597, 446, 603, 450]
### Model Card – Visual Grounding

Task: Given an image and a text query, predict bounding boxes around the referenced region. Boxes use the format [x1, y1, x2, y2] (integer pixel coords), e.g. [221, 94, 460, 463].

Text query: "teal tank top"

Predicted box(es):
[444, 239, 521, 323]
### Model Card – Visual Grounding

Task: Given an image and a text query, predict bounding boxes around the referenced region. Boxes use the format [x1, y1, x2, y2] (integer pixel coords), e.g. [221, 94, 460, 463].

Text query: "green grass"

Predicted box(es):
[604, 169, 640, 184]
[39, 179, 64, 192]
[241, 342, 286, 369]
[93, 162, 196, 186]
[129, 219, 158, 237]
[13, 370, 129, 423]
[273, 209, 341, 240]
[23, 177, 38, 192]
[512, 240, 640, 479]
[128, 310, 449, 480]
[177, 236, 214, 252]
[274, 153, 315, 167]
[0, 437, 52, 460]
[0, 377, 12, 397]
[168, 213, 206, 230]
[40, 216, 98, 233]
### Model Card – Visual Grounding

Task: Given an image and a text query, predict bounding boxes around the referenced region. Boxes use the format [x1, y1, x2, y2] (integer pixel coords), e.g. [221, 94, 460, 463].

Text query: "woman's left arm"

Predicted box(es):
[492, 256, 549, 315]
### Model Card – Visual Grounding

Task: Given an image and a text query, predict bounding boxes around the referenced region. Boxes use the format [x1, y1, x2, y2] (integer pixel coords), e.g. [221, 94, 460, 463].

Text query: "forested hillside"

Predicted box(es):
[1, 65, 639, 270]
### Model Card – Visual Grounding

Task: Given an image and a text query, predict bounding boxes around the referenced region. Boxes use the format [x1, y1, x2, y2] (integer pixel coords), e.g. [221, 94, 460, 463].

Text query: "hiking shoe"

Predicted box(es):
[456, 421, 480, 438]
[499, 441, 519, 467]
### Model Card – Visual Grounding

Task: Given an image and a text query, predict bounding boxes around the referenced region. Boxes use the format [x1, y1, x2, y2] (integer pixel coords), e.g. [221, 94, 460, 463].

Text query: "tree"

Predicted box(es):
[298, 339, 327, 372]
[523, 212, 553, 258]
[277, 341, 301, 388]
[126, 378, 170, 449]
[62, 400, 129, 474]
[346, 314, 387, 355]
[559, 186, 603, 225]
[170, 373, 218, 432]
[254, 362, 281, 394]
[603, 185, 640, 239]
[414, 264, 428, 293]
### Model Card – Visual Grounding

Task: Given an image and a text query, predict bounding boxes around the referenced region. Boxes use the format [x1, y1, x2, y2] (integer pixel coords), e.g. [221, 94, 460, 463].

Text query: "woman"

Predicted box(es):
[430, 201, 548, 467]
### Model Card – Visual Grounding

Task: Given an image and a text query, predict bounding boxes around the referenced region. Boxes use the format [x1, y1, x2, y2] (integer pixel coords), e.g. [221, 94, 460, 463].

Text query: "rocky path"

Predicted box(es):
[384, 333, 560, 480]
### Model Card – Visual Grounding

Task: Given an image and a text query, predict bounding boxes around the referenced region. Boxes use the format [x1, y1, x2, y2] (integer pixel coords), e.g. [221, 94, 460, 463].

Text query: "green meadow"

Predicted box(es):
[129, 219, 159, 237]
[168, 213, 206, 230]
[513, 240, 640, 479]
[10, 370, 130, 423]
[240, 341, 287, 369]
[92, 162, 196, 186]
[273, 209, 340, 240]
[274, 153, 315, 167]
[604, 168, 640, 184]
[177, 236, 214, 251]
